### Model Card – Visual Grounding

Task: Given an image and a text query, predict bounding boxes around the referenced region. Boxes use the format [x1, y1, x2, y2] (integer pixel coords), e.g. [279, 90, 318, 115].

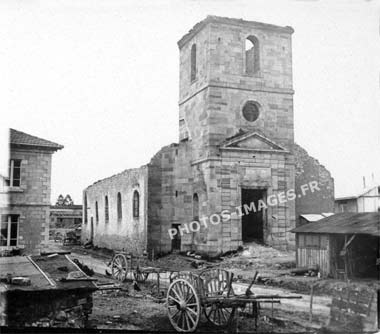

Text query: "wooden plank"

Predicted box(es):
[27, 256, 55, 287]
[309, 284, 314, 323]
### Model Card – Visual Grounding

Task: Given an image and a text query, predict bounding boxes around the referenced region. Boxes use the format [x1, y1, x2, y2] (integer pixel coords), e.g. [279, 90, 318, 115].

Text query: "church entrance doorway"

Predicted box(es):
[241, 188, 266, 243]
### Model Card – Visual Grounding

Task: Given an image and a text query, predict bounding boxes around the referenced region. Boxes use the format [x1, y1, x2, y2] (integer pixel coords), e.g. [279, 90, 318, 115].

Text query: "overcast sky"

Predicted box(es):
[1, 0, 379, 204]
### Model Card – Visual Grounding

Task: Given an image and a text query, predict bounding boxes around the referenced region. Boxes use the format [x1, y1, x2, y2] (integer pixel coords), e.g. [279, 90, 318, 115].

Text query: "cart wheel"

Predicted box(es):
[111, 254, 128, 281]
[133, 270, 149, 282]
[204, 304, 235, 327]
[203, 277, 235, 327]
[167, 279, 200, 332]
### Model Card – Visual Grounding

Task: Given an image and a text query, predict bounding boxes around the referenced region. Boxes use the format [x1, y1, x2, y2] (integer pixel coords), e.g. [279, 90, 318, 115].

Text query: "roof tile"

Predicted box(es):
[10, 128, 63, 150]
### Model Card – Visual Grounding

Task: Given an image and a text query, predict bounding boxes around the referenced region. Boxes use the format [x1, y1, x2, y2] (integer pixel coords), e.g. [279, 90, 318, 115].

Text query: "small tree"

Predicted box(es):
[55, 194, 74, 206]
[63, 194, 74, 206]
[56, 194, 65, 206]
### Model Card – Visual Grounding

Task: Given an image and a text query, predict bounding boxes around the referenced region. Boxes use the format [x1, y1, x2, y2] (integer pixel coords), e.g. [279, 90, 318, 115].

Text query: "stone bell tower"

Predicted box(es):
[177, 16, 296, 253]
[178, 16, 294, 159]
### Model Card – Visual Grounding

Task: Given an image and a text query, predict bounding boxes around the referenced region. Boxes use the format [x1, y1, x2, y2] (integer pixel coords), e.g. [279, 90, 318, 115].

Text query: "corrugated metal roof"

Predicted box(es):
[300, 214, 325, 222]
[335, 185, 379, 201]
[10, 128, 63, 150]
[300, 213, 335, 222]
[292, 212, 380, 236]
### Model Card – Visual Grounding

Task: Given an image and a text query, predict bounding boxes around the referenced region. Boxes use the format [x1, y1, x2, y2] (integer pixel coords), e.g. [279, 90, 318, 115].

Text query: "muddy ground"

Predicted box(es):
[88, 275, 311, 332]
[44, 240, 377, 332]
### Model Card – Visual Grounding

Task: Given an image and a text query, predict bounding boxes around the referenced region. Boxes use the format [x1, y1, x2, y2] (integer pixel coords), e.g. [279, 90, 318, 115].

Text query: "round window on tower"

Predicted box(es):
[242, 101, 260, 122]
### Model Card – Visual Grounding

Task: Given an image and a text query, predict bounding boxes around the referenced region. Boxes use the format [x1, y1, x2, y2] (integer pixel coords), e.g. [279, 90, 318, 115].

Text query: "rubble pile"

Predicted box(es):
[222, 242, 295, 270]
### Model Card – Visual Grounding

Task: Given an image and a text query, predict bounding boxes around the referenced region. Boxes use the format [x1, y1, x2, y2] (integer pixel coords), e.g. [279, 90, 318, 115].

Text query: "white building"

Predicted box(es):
[335, 185, 380, 213]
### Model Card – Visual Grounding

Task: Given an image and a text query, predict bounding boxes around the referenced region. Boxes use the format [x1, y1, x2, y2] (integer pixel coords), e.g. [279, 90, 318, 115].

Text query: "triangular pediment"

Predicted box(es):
[221, 131, 288, 152]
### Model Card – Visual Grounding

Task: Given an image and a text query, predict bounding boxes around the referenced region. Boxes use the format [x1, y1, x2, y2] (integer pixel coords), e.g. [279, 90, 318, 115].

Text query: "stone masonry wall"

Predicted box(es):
[294, 143, 334, 226]
[1, 149, 53, 255]
[178, 17, 294, 161]
[220, 150, 295, 251]
[147, 140, 296, 255]
[144, 18, 296, 255]
[82, 167, 148, 254]
[147, 142, 195, 255]
[187, 149, 295, 255]
[147, 144, 176, 255]
[148, 141, 215, 256]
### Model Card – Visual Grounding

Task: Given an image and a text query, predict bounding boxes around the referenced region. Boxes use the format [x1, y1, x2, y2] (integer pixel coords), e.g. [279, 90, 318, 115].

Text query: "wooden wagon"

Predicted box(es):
[110, 252, 182, 298]
[110, 252, 157, 282]
[166, 268, 301, 332]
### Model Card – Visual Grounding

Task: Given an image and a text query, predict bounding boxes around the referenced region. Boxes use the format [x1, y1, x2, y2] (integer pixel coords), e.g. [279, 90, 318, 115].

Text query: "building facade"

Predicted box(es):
[50, 205, 82, 229]
[82, 16, 334, 256]
[335, 185, 380, 213]
[49, 204, 82, 240]
[0, 129, 63, 255]
[82, 167, 148, 252]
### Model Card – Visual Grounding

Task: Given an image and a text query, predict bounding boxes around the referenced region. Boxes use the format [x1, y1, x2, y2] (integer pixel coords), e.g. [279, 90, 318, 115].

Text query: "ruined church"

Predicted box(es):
[82, 16, 334, 256]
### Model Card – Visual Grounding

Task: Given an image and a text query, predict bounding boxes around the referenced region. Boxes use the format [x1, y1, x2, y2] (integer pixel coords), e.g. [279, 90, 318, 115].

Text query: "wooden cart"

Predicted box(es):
[110, 252, 152, 282]
[110, 252, 183, 299]
[166, 268, 301, 332]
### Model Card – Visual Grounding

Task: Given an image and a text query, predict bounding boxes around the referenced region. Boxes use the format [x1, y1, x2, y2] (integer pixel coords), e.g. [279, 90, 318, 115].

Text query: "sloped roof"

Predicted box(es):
[292, 212, 380, 237]
[300, 213, 334, 222]
[10, 128, 63, 151]
[335, 184, 379, 201]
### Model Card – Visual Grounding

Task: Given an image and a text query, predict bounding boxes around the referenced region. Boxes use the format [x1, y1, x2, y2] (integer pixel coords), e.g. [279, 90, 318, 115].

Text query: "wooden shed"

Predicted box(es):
[292, 212, 380, 279]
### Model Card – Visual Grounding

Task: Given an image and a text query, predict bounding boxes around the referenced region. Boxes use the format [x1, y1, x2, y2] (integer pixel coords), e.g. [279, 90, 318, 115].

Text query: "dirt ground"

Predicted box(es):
[88, 275, 311, 332]
[44, 240, 377, 332]
[221, 242, 380, 296]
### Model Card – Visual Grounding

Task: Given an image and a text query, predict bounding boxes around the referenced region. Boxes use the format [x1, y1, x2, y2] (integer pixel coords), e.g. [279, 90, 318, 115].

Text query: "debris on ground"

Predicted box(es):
[290, 265, 319, 276]
[72, 258, 95, 276]
[45, 240, 378, 332]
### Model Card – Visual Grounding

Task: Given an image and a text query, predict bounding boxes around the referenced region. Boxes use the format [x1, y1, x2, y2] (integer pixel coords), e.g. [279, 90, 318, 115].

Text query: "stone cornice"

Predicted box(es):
[178, 16, 294, 49]
[191, 156, 222, 166]
[179, 83, 294, 106]
[220, 147, 290, 154]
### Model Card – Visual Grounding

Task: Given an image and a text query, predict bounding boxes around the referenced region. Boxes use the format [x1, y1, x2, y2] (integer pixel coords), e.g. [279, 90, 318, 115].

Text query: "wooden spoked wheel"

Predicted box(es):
[133, 270, 149, 282]
[167, 279, 201, 332]
[111, 254, 128, 281]
[204, 301, 234, 327]
[203, 275, 235, 327]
